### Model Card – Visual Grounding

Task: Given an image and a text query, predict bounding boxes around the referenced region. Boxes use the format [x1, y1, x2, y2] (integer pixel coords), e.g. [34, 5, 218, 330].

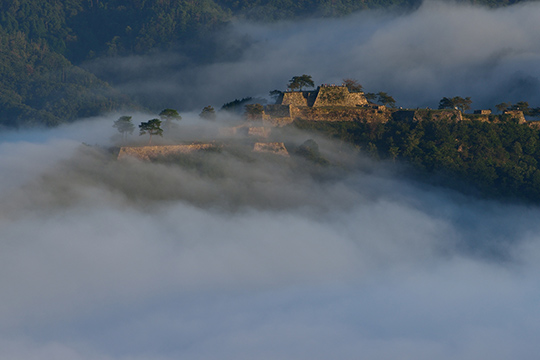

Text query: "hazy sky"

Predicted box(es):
[3, 1, 540, 359]
[86, 1, 540, 112]
[1, 112, 540, 359]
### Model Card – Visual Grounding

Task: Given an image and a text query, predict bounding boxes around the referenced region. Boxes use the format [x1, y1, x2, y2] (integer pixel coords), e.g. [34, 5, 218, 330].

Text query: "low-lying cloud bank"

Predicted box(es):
[0, 116, 539, 359]
[87, 1, 540, 111]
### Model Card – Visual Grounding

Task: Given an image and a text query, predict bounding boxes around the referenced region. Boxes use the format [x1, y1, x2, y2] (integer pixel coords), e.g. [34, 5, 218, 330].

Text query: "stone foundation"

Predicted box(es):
[118, 144, 219, 161]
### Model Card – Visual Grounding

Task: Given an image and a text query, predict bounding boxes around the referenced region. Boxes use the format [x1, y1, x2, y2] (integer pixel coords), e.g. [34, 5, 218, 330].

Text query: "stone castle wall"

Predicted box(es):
[503, 110, 526, 124]
[253, 142, 289, 156]
[118, 144, 219, 161]
[293, 107, 390, 123]
[280, 86, 367, 108]
[281, 92, 309, 107]
[312, 86, 368, 107]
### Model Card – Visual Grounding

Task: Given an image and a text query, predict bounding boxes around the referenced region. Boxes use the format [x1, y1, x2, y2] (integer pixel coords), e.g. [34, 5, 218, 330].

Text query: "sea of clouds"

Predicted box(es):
[2, 1, 540, 359]
[1, 110, 540, 359]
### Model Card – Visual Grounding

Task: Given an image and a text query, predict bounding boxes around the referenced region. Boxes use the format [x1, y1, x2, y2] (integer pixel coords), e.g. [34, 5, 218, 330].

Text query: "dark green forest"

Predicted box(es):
[294, 117, 540, 202]
[0, 0, 528, 128]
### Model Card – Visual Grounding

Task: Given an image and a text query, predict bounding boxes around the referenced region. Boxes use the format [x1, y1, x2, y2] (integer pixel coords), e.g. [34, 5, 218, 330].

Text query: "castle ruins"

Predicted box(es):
[263, 85, 383, 126]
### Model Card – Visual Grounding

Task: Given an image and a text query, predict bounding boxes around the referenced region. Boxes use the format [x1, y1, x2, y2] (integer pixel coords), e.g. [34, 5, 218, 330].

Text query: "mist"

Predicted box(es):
[85, 1, 540, 111]
[3, 1, 540, 358]
[1, 111, 540, 359]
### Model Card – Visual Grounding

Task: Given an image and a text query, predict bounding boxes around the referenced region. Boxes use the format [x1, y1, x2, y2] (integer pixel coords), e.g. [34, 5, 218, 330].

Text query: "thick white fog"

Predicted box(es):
[1, 112, 540, 360]
[3, 1, 540, 359]
[86, 1, 540, 111]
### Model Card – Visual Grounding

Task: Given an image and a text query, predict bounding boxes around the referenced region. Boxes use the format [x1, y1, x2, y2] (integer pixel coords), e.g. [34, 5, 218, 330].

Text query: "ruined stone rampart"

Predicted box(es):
[312, 86, 368, 107]
[503, 110, 526, 124]
[474, 109, 492, 115]
[263, 116, 294, 127]
[253, 142, 289, 156]
[293, 107, 390, 123]
[248, 127, 271, 138]
[118, 144, 219, 161]
[281, 92, 309, 106]
[279, 86, 367, 109]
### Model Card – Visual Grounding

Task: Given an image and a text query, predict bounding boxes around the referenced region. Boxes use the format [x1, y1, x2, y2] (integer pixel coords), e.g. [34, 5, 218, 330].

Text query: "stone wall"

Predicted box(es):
[312, 86, 367, 107]
[474, 109, 492, 115]
[279, 86, 367, 108]
[348, 92, 369, 107]
[281, 92, 309, 106]
[503, 110, 526, 124]
[253, 142, 289, 156]
[248, 127, 271, 138]
[118, 144, 219, 161]
[293, 106, 391, 123]
[263, 116, 294, 127]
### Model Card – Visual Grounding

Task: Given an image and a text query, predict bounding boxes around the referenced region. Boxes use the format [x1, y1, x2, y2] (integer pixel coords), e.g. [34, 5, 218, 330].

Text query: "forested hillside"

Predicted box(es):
[0, 0, 528, 127]
[295, 117, 540, 202]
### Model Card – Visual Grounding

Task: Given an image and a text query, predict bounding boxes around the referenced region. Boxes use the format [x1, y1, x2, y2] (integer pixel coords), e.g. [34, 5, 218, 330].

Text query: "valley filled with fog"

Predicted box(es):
[2, 1, 540, 359]
[1, 112, 540, 359]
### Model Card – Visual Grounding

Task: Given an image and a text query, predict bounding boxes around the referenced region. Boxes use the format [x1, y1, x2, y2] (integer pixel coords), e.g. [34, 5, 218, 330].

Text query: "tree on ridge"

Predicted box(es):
[288, 74, 314, 91]
[139, 118, 163, 145]
[159, 108, 181, 131]
[438, 96, 472, 112]
[343, 78, 363, 93]
[199, 105, 216, 120]
[113, 115, 135, 142]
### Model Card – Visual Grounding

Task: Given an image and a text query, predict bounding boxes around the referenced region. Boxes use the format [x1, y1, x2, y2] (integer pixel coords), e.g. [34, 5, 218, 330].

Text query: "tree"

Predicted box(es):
[454, 97, 472, 112]
[245, 103, 264, 120]
[199, 105, 216, 120]
[495, 102, 511, 113]
[377, 92, 396, 108]
[343, 78, 363, 93]
[221, 97, 267, 114]
[139, 118, 163, 144]
[287, 74, 314, 91]
[159, 108, 181, 130]
[365, 92, 377, 102]
[511, 101, 530, 114]
[269, 90, 283, 103]
[113, 115, 135, 142]
[438, 96, 472, 112]
[529, 107, 540, 118]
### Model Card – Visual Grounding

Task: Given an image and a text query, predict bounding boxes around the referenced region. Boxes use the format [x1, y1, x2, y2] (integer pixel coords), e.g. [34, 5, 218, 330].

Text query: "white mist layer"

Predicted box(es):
[86, 1, 540, 111]
[1, 115, 540, 359]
